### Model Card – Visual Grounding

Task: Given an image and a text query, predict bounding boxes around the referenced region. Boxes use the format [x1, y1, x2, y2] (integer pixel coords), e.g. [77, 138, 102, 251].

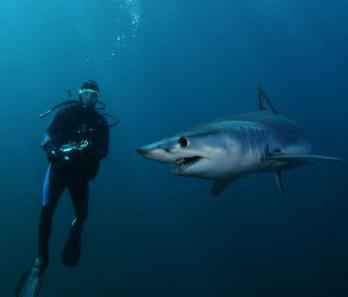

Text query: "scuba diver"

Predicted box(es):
[16, 80, 111, 297]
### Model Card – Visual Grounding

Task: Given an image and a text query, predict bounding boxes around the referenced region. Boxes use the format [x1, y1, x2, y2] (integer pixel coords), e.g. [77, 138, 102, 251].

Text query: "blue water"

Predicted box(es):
[1, 0, 347, 296]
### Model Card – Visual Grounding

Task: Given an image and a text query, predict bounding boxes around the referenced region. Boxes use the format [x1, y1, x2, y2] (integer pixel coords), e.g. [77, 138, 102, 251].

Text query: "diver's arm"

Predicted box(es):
[42, 109, 67, 162]
[95, 117, 109, 160]
[45, 108, 67, 144]
[41, 133, 61, 162]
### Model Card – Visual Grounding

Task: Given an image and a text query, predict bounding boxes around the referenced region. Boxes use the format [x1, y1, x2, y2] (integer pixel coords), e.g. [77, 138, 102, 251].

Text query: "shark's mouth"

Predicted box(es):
[174, 156, 203, 173]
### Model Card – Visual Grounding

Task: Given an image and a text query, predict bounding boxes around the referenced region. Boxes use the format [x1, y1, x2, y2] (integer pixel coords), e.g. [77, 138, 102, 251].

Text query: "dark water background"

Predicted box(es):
[1, 0, 347, 296]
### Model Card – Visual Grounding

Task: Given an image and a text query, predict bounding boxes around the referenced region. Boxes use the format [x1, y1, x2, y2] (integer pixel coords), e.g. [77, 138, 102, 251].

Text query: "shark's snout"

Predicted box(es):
[137, 142, 175, 163]
[136, 147, 148, 156]
[137, 145, 157, 159]
[137, 137, 213, 178]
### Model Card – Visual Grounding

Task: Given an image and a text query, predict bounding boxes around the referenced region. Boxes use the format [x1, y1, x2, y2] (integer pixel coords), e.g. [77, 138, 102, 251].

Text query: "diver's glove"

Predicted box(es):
[47, 149, 60, 163]
[42, 142, 61, 163]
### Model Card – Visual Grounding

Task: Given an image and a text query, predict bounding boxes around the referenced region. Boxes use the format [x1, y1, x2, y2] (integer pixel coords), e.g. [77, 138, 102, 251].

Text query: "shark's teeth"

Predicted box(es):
[174, 156, 202, 172]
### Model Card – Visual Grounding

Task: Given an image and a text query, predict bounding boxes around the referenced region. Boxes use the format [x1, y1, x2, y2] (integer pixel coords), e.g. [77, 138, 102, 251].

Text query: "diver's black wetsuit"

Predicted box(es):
[39, 103, 109, 266]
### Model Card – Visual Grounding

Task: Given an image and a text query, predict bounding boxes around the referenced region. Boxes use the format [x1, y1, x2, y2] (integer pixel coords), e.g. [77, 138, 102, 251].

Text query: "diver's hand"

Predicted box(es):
[46, 148, 60, 163]
[42, 140, 59, 163]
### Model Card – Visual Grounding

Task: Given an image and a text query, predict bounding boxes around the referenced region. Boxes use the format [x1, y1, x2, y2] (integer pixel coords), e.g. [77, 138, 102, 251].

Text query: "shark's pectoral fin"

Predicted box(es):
[274, 170, 285, 195]
[210, 178, 237, 197]
[270, 153, 345, 163]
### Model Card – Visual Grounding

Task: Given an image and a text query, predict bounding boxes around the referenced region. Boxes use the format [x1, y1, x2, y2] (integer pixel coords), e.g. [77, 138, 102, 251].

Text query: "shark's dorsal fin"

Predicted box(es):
[258, 86, 278, 114]
[210, 178, 237, 196]
[274, 170, 285, 195]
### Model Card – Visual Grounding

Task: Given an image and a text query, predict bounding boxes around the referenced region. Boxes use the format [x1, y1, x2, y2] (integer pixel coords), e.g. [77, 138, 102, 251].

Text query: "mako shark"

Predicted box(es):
[137, 87, 344, 196]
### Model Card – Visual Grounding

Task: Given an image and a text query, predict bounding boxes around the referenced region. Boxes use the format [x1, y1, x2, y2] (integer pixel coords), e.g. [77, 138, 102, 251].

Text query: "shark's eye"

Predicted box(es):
[178, 137, 189, 148]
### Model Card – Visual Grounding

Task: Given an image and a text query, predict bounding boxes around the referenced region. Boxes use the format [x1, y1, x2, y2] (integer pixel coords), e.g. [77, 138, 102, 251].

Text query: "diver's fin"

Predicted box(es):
[270, 153, 345, 162]
[258, 86, 278, 114]
[15, 267, 43, 297]
[210, 178, 236, 196]
[62, 225, 82, 268]
[274, 170, 285, 195]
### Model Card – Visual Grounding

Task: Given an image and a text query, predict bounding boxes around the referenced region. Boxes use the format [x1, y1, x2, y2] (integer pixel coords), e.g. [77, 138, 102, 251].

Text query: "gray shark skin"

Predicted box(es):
[137, 87, 344, 196]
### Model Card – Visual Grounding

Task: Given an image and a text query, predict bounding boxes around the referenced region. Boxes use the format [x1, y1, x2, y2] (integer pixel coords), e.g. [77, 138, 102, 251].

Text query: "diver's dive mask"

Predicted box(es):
[79, 88, 99, 107]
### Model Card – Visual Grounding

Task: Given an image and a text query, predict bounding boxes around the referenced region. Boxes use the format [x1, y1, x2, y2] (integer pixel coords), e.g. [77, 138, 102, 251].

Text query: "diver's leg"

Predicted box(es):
[68, 177, 89, 230]
[62, 178, 89, 267]
[38, 165, 65, 270]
